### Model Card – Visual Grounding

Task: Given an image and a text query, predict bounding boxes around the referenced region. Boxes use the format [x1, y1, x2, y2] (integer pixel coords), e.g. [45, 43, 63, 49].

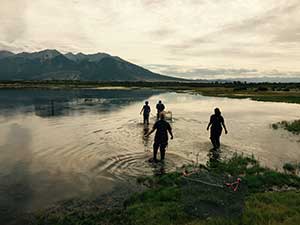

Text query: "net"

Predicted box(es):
[181, 171, 247, 219]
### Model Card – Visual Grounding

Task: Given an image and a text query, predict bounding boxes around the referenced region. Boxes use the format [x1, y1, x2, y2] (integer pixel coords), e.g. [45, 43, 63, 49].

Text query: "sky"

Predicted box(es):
[1, 0, 300, 80]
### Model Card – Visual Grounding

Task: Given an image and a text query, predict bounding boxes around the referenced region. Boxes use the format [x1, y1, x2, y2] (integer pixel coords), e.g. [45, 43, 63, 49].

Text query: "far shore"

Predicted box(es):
[1, 80, 299, 104]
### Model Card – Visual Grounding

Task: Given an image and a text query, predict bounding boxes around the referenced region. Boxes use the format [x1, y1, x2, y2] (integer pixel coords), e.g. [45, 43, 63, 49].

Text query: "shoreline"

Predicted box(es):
[1, 81, 299, 104]
[21, 153, 300, 225]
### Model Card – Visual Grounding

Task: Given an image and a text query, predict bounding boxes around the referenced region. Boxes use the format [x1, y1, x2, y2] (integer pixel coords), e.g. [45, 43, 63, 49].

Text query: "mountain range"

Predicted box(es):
[0, 49, 180, 81]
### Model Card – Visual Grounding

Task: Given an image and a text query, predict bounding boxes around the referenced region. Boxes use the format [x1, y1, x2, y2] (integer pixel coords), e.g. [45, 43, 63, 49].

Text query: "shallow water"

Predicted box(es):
[0, 88, 299, 222]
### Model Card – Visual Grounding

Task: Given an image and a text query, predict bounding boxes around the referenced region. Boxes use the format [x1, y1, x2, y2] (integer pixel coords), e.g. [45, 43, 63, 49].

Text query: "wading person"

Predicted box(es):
[140, 101, 151, 125]
[145, 112, 173, 162]
[156, 100, 165, 120]
[207, 108, 228, 150]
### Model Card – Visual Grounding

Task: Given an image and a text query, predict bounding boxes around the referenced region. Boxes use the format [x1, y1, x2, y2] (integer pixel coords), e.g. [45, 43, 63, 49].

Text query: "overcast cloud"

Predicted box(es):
[0, 0, 300, 80]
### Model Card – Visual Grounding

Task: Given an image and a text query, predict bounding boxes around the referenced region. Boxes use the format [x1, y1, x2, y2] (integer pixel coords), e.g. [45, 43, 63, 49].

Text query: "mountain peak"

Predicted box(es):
[17, 49, 62, 60]
[0, 49, 182, 81]
[64, 52, 111, 62]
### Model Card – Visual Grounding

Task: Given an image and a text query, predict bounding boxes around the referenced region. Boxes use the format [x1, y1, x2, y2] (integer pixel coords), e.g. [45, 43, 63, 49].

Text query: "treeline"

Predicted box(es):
[0, 80, 299, 90]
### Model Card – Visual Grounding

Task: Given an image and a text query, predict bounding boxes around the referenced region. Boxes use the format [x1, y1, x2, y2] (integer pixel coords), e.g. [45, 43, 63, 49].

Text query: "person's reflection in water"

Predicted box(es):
[206, 108, 228, 150]
[152, 162, 166, 176]
[208, 148, 221, 166]
[145, 112, 173, 163]
[142, 124, 150, 152]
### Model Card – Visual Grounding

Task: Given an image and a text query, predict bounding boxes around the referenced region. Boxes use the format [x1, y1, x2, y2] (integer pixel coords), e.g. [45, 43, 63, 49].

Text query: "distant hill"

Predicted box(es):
[0, 49, 182, 81]
[0, 50, 15, 60]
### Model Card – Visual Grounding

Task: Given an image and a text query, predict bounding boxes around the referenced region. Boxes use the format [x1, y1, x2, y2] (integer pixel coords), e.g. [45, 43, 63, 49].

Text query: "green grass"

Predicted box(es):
[272, 120, 300, 134]
[26, 154, 300, 225]
[194, 88, 300, 104]
[187, 191, 300, 225]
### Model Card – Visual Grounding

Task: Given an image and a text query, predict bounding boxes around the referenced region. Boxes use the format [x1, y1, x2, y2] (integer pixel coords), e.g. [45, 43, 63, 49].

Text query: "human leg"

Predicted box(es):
[215, 135, 220, 149]
[210, 136, 217, 149]
[159, 143, 168, 161]
[153, 142, 159, 162]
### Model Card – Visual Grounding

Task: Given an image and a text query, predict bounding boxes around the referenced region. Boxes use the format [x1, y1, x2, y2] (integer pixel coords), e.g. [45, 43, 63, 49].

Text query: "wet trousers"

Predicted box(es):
[210, 135, 221, 149]
[153, 142, 168, 161]
[210, 129, 222, 149]
[143, 114, 149, 125]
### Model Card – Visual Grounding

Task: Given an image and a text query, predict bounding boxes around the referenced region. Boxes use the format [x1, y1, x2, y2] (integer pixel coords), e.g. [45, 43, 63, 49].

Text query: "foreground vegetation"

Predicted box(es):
[272, 120, 300, 134]
[24, 154, 300, 225]
[1, 81, 299, 104]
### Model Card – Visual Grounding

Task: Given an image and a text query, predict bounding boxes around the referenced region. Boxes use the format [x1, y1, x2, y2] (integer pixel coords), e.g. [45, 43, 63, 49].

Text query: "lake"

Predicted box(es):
[0, 88, 299, 222]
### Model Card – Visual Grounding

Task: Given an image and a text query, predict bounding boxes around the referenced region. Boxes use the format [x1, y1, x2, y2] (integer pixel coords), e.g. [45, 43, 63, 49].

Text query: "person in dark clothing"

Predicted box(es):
[140, 101, 151, 125]
[207, 108, 228, 150]
[145, 112, 173, 162]
[156, 100, 165, 120]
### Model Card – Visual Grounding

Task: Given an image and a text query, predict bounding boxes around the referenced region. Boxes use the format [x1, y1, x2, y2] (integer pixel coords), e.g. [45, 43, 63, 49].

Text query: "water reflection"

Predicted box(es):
[208, 148, 221, 165]
[0, 89, 165, 117]
[142, 124, 150, 152]
[0, 124, 32, 224]
[0, 89, 300, 224]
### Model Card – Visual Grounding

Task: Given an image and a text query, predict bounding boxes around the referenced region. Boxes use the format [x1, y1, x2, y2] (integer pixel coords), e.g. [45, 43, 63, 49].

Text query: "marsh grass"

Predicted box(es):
[272, 120, 300, 134]
[27, 154, 300, 225]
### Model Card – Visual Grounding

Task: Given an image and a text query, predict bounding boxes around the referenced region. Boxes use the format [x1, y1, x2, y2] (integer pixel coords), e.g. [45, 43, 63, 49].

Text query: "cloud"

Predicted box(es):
[145, 64, 300, 80]
[148, 28, 176, 39]
[1, 0, 300, 77]
[0, 0, 28, 43]
[163, 0, 300, 63]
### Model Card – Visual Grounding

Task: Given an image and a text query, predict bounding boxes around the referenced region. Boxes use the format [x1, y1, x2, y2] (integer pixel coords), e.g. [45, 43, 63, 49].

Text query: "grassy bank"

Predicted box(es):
[272, 120, 300, 134]
[191, 86, 300, 104]
[25, 154, 300, 225]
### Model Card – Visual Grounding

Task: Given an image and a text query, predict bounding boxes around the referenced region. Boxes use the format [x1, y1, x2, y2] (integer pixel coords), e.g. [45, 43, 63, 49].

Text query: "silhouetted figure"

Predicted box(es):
[145, 112, 173, 162]
[140, 101, 151, 125]
[156, 100, 165, 120]
[207, 108, 228, 150]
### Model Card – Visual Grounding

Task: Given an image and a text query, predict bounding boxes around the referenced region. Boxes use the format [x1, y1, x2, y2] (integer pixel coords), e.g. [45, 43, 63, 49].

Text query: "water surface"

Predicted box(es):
[0, 88, 299, 222]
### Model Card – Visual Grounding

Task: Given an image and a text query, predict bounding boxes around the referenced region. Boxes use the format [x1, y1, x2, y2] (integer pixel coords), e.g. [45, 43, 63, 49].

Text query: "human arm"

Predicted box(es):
[145, 127, 155, 137]
[221, 119, 228, 134]
[145, 123, 157, 137]
[140, 106, 144, 115]
[168, 126, 173, 140]
[207, 116, 212, 130]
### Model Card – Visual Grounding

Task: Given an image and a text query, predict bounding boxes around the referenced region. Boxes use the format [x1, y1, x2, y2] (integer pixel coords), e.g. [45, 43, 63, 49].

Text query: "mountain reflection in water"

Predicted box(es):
[0, 88, 300, 223]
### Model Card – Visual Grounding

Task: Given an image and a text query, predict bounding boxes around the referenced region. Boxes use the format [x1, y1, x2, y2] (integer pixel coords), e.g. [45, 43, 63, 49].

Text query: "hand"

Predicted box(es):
[225, 130, 228, 134]
[207, 127, 209, 131]
[171, 136, 173, 140]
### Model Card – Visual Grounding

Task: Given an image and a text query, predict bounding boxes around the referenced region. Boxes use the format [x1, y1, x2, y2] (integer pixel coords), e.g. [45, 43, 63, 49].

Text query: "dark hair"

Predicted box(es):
[214, 108, 221, 116]
[158, 100, 162, 103]
[145, 101, 149, 105]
